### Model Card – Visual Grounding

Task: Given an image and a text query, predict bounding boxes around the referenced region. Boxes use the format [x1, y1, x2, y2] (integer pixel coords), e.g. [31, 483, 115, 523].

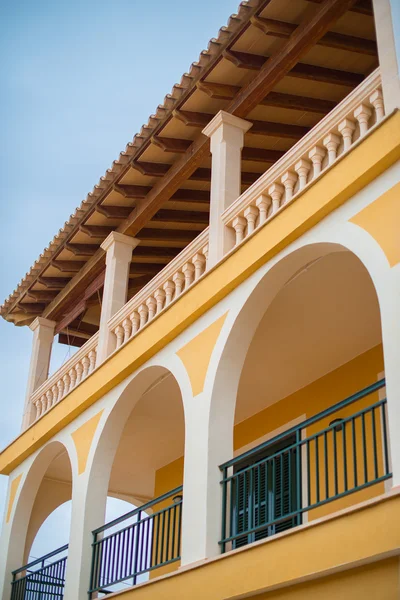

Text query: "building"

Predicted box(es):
[0, 0, 399, 597]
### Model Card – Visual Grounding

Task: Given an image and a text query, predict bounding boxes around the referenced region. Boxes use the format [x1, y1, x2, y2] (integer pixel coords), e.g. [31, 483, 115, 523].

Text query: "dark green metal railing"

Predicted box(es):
[88, 486, 183, 597]
[10, 544, 68, 599]
[220, 379, 391, 552]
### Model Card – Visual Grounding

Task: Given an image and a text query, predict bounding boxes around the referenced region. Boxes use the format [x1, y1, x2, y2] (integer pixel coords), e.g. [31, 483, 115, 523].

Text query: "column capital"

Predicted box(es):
[101, 231, 140, 253]
[202, 110, 252, 139]
[29, 317, 57, 333]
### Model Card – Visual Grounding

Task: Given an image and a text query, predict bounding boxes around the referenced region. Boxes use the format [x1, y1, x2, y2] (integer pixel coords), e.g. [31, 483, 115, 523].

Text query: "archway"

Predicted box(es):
[209, 242, 388, 552]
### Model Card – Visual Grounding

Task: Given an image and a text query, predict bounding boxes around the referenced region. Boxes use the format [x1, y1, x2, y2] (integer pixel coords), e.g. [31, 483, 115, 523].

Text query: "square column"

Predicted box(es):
[96, 232, 139, 364]
[372, 0, 400, 113]
[22, 317, 56, 429]
[203, 111, 252, 268]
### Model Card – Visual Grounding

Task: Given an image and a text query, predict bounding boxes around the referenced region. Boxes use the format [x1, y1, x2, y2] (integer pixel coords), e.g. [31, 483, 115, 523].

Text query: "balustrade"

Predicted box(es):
[223, 70, 384, 251]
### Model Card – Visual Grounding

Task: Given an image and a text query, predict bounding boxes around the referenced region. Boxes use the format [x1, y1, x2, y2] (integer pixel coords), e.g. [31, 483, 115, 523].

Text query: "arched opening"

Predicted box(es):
[215, 244, 390, 552]
[88, 365, 185, 596]
[4, 441, 74, 600]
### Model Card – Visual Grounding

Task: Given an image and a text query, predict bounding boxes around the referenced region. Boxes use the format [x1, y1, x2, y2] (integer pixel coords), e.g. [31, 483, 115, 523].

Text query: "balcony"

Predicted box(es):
[26, 69, 385, 429]
[10, 380, 391, 598]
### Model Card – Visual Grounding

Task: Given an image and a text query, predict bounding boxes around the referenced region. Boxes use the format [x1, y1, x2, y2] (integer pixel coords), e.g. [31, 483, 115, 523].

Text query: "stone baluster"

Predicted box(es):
[281, 171, 297, 203]
[192, 253, 206, 280]
[69, 368, 77, 392]
[122, 318, 132, 344]
[338, 118, 356, 152]
[232, 216, 247, 246]
[114, 325, 124, 349]
[256, 194, 271, 226]
[323, 133, 340, 165]
[46, 389, 53, 411]
[173, 272, 185, 297]
[36, 398, 43, 420]
[309, 146, 325, 178]
[154, 288, 166, 314]
[41, 394, 48, 414]
[89, 350, 97, 373]
[294, 159, 311, 191]
[75, 362, 83, 385]
[138, 304, 148, 329]
[49, 385, 57, 407]
[56, 380, 64, 403]
[146, 296, 157, 321]
[268, 183, 284, 214]
[62, 373, 70, 397]
[354, 104, 372, 136]
[370, 89, 384, 122]
[244, 206, 258, 236]
[183, 262, 195, 288]
[163, 280, 175, 305]
[202, 245, 209, 271]
[130, 311, 140, 335]
[82, 356, 90, 379]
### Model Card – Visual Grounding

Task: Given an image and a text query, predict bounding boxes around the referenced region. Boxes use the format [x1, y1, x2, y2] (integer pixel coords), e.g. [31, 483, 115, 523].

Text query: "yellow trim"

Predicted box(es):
[88, 493, 400, 600]
[176, 313, 228, 396]
[1, 112, 399, 475]
[71, 410, 104, 475]
[6, 473, 23, 523]
[350, 181, 400, 267]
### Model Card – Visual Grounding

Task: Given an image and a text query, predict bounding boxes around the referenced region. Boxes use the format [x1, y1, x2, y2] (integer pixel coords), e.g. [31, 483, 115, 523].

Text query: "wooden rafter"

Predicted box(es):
[251, 15, 376, 55]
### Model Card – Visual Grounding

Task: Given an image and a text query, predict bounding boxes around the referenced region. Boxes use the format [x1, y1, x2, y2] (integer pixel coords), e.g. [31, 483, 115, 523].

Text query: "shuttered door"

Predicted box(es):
[233, 434, 299, 549]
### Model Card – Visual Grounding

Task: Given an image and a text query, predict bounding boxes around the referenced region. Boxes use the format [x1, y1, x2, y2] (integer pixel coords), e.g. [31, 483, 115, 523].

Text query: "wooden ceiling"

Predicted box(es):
[2, 0, 378, 347]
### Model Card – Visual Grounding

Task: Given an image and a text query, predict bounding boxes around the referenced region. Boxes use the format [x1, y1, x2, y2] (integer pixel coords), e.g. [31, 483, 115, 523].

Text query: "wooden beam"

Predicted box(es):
[79, 225, 114, 239]
[132, 246, 181, 260]
[38, 277, 71, 290]
[174, 110, 212, 128]
[175, 110, 310, 139]
[242, 147, 285, 162]
[129, 263, 166, 276]
[198, 82, 337, 114]
[132, 162, 170, 177]
[52, 261, 86, 273]
[25, 290, 58, 302]
[137, 229, 199, 244]
[153, 137, 192, 153]
[55, 299, 87, 334]
[171, 189, 209, 204]
[306, 0, 373, 17]
[225, 50, 364, 86]
[251, 15, 377, 55]
[113, 184, 152, 198]
[54, 270, 105, 334]
[96, 205, 132, 219]
[58, 333, 87, 348]
[66, 243, 98, 257]
[152, 209, 209, 226]
[19, 303, 47, 314]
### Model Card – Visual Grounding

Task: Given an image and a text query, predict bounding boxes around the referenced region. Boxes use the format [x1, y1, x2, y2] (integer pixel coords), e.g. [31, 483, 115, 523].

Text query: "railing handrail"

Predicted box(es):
[220, 379, 386, 470]
[221, 67, 381, 226]
[108, 228, 209, 333]
[31, 332, 99, 404]
[92, 485, 183, 536]
[12, 544, 68, 576]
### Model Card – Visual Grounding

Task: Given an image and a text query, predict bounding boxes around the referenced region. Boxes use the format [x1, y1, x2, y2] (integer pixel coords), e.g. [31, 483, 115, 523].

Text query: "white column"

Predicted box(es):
[378, 266, 400, 488]
[372, 0, 400, 113]
[203, 111, 252, 267]
[22, 317, 56, 429]
[96, 232, 139, 364]
[181, 392, 233, 565]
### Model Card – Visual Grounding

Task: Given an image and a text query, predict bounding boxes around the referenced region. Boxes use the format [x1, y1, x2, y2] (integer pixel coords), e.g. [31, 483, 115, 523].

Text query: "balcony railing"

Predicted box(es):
[89, 487, 183, 597]
[31, 332, 99, 422]
[10, 544, 68, 600]
[222, 68, 384, 251]
[220, 379, 391, 552]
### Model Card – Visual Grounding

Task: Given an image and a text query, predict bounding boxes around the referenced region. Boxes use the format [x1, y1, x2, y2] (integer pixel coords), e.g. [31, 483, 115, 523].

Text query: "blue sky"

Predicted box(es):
[0, 0, 240, 559]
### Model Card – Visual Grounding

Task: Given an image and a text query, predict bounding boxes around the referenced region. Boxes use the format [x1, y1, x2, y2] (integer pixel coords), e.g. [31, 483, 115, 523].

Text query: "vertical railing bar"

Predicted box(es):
[361, 412, 368, 483]
[351, 417, 358, 488]
[381, 402, 390, 475]
[306, 440, 311, 506]
[333, 426, 338, 497]
[315, 435, 320, 504]
[342, 421, 348, 492]
[221, 467, 228, 553]
[371, 406, 379, 479]
[324, 431, 329, 500]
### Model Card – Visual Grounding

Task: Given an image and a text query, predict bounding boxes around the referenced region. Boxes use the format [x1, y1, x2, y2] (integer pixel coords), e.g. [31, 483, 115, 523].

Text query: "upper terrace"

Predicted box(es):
[0, 0, 395, 434]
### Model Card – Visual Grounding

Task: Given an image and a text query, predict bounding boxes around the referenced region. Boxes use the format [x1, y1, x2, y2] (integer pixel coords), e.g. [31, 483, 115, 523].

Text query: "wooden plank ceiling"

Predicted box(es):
[2, 0, 378, 347]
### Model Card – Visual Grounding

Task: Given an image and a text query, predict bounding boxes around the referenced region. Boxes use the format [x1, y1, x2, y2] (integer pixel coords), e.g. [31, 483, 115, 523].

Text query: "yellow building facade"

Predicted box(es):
[1, 0, 400, 598]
